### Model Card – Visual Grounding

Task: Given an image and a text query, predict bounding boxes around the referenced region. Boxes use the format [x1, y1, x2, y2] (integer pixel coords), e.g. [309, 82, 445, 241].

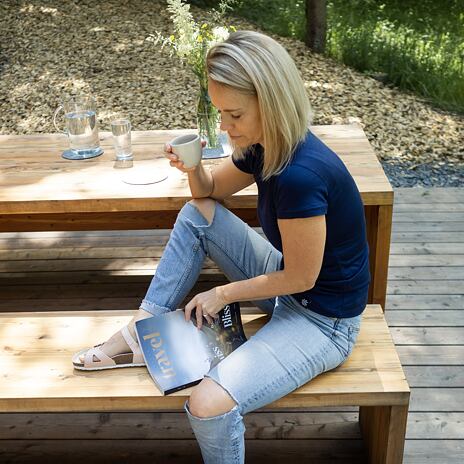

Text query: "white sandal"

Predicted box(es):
[72, 326, 146, 371]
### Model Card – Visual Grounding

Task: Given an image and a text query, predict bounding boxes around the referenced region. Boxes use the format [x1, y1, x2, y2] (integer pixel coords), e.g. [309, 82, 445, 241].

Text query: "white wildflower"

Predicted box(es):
[151, 1, 235, 84]
[212, 26, 229, 42]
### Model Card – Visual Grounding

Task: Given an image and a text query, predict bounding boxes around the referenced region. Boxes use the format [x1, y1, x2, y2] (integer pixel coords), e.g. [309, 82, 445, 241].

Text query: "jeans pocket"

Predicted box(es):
[346, 324, 361, 356]
[330, 318, 361, 359]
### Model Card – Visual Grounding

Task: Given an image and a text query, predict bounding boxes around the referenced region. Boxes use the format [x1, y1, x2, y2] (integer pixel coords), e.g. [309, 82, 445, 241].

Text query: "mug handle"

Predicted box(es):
[53, 105, 66, 134]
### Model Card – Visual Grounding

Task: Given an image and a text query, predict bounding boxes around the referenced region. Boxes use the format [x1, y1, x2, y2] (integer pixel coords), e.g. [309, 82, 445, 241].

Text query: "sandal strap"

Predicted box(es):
[121, 325, 144, 364]
[84, 346, 116, 369]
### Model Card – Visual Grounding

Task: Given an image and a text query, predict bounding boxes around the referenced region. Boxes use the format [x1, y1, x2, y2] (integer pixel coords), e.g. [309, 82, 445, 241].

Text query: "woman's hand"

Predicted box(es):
[164, 141, 206, 173]
[184, 287, 227, 330]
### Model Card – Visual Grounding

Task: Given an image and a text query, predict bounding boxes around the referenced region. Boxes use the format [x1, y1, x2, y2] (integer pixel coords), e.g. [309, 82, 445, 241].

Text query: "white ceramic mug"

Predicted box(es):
[170, 134, 202, 169]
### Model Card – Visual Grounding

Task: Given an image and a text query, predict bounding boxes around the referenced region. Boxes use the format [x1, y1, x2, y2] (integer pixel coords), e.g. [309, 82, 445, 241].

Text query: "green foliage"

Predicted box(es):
[327, 0, 464, 113]
[191, 0, 464, 113]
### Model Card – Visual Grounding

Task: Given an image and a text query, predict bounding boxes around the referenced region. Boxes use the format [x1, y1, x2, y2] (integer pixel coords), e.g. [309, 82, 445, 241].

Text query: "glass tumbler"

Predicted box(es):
[111, 118, 133, 161]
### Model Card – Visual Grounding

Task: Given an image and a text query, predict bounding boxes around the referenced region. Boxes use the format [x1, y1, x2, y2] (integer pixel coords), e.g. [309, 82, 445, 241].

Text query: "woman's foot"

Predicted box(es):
[72, 308, 153, 370]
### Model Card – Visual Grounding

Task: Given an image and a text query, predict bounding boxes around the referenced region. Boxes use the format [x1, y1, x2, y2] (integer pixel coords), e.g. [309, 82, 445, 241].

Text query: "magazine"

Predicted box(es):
[135, 302, 246, 395]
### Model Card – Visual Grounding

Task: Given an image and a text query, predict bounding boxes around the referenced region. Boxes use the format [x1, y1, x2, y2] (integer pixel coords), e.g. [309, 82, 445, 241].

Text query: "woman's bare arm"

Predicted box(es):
[220, 215, 326, 303]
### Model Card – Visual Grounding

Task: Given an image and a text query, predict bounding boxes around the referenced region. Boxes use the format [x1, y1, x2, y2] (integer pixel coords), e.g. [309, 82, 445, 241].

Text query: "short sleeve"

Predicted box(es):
[231, 145, 263, 175]
[276, 165, 328, 219]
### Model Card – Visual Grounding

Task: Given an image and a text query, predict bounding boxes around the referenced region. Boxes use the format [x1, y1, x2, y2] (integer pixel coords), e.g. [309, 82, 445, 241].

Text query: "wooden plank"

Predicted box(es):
[394, 188, 464, 204]
[1, 438, 463, 464]
[0, 271, 157, 285]
[0, 283, 170, 299]
[386, 310, 464, 327]
[0, 258, 162, 272]
[406, 413, 464, 439]
[387, 281, 463, 295]
[389, 255, 464, 266]
[404, 440, 464, 463]
[0, 235, 169, 250]
[392, 212, 464, 222]
[409, 389, 464, 412]
[0, 411, 360, 440]
[0, 209, 257, 232]
[0, 229, 173, 239]
[391, 231, 464, 242]
[0, 439, 366, 464]
[403, 366, 464, 387]
[0, 299, 259, 313]
[0, 244, 169, 259]
[0, 257, 194, 272]
[386, 295, 464, 310]
[394, 203, 464, 212]
[397, 346, 464, 365]
[0, 298, 142, 312]
[388, 267, 464, 280]
[391, 327, 464, 345]
[392, 222, 464, 232]
[390, 243, 464, 254]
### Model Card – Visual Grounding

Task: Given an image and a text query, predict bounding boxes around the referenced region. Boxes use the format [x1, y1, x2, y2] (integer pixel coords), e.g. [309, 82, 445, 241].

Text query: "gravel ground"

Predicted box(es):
[381, 160, 463, 187]
[0, 0, 462, 187]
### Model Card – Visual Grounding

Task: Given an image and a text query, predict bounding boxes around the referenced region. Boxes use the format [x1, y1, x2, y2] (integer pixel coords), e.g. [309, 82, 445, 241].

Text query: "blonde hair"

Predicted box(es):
[207, 30, 312, 180]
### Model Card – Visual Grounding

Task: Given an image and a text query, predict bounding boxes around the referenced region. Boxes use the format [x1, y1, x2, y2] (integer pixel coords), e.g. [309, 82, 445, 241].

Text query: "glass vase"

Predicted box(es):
[196, 89, 227, 159]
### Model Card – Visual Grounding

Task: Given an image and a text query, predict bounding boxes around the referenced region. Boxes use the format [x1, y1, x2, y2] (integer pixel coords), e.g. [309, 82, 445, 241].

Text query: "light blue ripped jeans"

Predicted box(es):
[140, 201, 362, 464]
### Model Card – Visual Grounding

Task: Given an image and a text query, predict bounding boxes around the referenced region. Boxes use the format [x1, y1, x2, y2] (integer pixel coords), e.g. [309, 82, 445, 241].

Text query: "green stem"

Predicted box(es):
[197, 86, 220, 148]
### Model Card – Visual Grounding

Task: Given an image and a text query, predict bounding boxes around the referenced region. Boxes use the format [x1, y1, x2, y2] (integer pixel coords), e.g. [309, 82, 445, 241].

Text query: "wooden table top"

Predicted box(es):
[0, 124, 393, 216]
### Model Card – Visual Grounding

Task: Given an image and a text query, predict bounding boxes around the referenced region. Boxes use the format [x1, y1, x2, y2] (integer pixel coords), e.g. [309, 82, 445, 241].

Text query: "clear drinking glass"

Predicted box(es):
[111, 117, 133, 160]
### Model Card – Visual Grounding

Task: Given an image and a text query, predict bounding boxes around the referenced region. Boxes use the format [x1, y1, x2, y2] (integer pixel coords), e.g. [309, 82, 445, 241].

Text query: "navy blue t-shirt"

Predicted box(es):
[232, 130, 370, 318]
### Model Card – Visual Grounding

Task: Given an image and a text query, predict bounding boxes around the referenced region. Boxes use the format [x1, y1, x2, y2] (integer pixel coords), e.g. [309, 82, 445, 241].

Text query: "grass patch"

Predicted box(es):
[192, 0, 464, 113]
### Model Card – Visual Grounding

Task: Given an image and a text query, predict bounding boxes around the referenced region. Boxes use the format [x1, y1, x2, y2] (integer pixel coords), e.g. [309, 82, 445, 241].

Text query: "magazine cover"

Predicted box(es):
[135, 302, 246, 395]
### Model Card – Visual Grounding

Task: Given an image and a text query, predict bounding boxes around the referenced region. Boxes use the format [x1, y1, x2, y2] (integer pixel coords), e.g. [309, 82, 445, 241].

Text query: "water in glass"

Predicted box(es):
[65, 110, 100, 153]
[111, 119, 132, 160]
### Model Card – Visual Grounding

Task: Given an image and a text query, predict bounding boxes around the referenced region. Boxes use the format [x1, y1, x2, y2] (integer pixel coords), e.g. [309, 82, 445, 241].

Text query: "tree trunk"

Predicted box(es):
[305, 0, 327, 53]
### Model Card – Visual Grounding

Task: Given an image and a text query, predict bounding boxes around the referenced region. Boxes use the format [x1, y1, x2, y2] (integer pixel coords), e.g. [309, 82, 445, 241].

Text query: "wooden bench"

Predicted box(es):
[0, 125, 408, 462]
[0, 300, 409, 463]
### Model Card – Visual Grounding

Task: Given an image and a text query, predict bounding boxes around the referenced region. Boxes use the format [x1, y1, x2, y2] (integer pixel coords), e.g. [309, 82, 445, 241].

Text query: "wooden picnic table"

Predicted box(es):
[0, 124, 393, 308]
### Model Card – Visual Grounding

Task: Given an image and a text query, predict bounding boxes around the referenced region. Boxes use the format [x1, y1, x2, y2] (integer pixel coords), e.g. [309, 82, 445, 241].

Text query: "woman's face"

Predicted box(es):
[208, 78, 263, 149]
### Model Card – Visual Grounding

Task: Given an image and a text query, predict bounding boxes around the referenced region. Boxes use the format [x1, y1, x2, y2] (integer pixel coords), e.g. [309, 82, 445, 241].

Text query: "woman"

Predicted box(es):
[73, 30, 369, 463]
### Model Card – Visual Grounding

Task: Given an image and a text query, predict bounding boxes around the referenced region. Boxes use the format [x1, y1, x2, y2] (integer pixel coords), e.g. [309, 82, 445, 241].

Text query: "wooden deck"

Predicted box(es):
[0, 187, 462, 463]
[386, 188, 464, 464]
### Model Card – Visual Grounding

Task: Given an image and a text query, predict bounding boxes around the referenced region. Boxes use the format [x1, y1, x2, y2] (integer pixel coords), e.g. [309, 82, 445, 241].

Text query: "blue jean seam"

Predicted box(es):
[241, 373, 291, 412]
[190, 202, 279, 291]
[165, 238, 203, 309]
[189, 201, 257, 282]
[185, 401, 244, 462]
[204, 237, 251, 281]
[331, 321, 352, 359]
[185, 203, 246, 279]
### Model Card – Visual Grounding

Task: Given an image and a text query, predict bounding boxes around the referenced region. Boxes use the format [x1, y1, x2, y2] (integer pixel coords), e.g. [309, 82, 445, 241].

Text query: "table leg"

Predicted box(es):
[365, 204, 393, 310]
[359, 404, 409, 464]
